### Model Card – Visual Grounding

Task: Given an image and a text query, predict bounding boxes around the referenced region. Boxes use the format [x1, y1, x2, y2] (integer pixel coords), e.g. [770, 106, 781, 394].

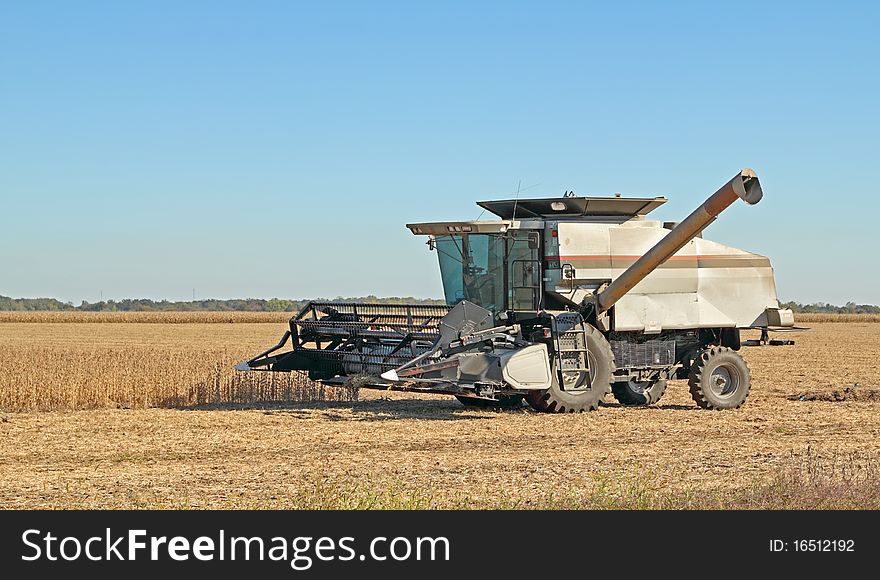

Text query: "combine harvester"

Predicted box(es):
[238, 169, 798, 412]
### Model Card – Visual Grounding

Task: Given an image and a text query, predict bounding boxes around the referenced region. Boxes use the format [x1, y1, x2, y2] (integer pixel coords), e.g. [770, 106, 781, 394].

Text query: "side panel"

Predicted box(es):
[610, 226, 700, 332]
[547, 221, 611, 305]
[612, 234, 778, 331]
[499, 344, 552, 389]
[547, 220, 781, 331]
[693, 237, 779, 328]
[556, 220, 612, 278]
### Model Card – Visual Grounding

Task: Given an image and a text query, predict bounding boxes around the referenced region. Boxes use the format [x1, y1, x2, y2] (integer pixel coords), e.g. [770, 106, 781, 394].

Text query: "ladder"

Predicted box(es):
[551, 312, 591, 390]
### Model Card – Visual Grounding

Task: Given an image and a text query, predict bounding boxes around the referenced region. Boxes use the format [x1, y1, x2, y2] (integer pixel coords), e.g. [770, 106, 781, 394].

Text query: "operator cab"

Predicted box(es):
[407, 195, 667, 316]
[406, 221, 542, 314]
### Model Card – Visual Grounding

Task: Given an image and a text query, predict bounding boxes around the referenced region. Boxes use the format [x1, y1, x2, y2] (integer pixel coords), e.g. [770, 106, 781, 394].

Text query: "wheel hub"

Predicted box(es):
[627, 379, 649, 394]
[709, 365, 738, 397]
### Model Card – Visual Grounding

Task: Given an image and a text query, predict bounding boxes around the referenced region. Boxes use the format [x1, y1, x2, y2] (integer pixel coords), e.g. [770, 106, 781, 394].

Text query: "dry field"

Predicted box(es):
[3, 311, 876, 324]
[0, 311, 293, 324]
[0, 314, 879, 509]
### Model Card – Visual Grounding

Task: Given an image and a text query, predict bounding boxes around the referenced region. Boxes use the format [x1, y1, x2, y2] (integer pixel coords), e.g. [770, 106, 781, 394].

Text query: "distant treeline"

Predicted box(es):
[0, 295, 445, 312]
[0, 296, 73, 311]
[1, 295, 877, 313]
[780, 301, 880, 314]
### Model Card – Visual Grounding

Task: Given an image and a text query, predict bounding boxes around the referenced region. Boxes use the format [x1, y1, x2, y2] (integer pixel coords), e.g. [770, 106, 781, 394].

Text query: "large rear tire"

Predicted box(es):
[688, 346, 751, 410]
[611, 378, 667, 406]
[526, 323, 614, 413]
[455, 395, 524, 409]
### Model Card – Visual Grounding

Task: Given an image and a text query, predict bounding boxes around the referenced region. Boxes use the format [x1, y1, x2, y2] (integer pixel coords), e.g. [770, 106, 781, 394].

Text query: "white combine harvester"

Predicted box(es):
[238, 169, 797, 412]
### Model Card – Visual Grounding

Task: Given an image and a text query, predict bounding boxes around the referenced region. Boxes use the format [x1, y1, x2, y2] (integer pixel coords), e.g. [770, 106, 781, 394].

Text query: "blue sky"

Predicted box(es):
[1, 1, 877, 305]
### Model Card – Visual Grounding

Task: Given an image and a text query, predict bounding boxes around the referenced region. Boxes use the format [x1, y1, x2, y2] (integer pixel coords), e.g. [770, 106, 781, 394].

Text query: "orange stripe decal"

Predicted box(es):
[549, 255, 750, 261]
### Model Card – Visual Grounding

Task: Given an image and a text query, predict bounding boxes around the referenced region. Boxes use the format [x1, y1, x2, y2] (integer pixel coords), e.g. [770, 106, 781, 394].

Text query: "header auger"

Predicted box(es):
[238, 168, 796, 412]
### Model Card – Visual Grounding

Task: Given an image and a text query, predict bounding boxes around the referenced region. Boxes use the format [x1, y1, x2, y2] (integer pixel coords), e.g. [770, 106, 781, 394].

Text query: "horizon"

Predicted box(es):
[3, 2, 879, 305]
[5, 294, 446, 304]
[3, 294, 877, 310]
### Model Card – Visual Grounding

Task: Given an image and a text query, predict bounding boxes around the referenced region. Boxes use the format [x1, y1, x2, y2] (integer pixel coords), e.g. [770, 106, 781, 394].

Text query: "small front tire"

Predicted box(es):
[611, 378, 667, 406]
[688, 346, 751, 410]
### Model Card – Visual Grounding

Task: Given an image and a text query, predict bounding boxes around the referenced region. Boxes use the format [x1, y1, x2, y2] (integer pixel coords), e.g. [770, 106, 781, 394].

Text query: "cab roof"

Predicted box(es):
[476, 196, 667, 219]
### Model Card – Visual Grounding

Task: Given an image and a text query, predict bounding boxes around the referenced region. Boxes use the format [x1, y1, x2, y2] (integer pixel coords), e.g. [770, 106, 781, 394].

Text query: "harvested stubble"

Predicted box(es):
[1, 322, 879, 509]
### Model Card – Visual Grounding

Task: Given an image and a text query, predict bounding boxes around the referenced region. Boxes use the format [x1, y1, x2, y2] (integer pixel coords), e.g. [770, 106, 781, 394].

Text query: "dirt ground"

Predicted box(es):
[1, 322, 878, 508]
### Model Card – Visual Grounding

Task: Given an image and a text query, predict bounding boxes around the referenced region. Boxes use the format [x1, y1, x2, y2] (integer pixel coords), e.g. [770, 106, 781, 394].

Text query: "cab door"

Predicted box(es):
[507, 230, 542, 312]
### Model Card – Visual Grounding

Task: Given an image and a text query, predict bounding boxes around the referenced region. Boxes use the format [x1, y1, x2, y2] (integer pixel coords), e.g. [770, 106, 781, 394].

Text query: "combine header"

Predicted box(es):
[239, 168, 797, 412]
[238, 302, 451, 385]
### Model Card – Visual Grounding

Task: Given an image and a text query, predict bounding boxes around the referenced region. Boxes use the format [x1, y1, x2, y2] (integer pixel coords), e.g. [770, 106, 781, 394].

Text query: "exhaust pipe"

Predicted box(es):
[597, 168, 763, 313]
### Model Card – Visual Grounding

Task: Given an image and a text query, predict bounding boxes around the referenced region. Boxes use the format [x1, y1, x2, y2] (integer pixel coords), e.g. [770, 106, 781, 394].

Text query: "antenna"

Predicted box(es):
[511, 179, 522, 220]
[473, 181, 541, 221]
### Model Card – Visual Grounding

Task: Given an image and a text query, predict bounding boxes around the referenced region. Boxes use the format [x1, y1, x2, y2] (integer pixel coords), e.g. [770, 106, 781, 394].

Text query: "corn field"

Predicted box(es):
[793, 313, 880, 323]
[0, 346, 356, 412]
[0, 322, 358, 412]
[0, 311, 293, 323]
